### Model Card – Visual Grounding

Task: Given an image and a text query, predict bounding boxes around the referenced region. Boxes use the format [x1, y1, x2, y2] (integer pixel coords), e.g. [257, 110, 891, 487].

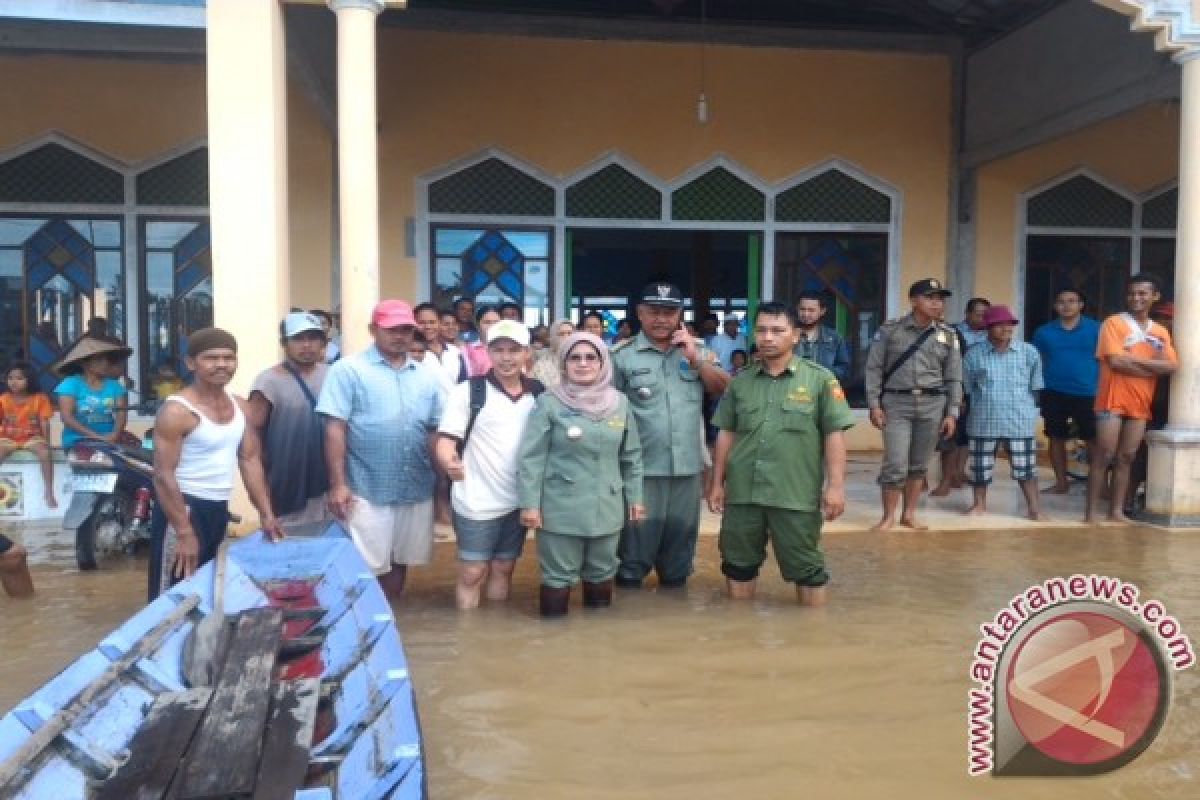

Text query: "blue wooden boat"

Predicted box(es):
[0, 524, 426, 799]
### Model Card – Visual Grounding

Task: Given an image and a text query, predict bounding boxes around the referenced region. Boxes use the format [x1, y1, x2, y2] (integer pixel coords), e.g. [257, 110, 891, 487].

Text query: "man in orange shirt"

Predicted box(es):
[1086, 275, 1178, 524]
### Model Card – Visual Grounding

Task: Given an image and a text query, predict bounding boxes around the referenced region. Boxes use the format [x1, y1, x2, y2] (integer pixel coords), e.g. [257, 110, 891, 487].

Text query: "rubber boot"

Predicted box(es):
[539, 585, 570, 618]
[582, 580, 613, 609]
[0, 548, 35, 598]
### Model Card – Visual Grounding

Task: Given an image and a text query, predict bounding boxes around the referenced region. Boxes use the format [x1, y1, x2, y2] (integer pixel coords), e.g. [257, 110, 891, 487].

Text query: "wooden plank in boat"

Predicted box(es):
[252, 679, 320, 800]
[176, 608, 282, 800]
[94, 688, 212, 800]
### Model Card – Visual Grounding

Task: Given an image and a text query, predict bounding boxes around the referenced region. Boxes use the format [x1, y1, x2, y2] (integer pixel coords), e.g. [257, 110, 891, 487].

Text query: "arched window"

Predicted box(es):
[671, 166, 765, 222]
[0, 141, 127, 386]
[426, 156, 555, 322]
[566, 164, 661, 220]
[773, 165, 894, 404]
[1022, 173, 1139, 334]
[136, 147, 211, 381]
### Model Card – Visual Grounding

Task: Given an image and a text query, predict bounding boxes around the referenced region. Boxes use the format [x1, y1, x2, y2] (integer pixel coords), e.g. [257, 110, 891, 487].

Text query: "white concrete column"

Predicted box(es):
[1146, 53, 1200, 525]
[207, 0, 290, 392]
[205, 0, 290, 530]
[329, 0, 386, 357]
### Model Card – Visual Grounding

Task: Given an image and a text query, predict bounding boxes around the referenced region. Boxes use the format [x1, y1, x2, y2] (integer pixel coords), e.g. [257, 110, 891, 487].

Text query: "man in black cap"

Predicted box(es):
[864, 278, 962, 531]
[150, 327, 284, 601]
[610, 282, 730, 589]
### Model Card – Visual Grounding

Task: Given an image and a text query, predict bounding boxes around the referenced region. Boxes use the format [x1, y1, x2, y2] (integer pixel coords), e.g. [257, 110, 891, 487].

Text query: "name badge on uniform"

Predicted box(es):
[636, 386, 653, 400]
[936, 331, 947, 344]
[566, 425, 583, 440]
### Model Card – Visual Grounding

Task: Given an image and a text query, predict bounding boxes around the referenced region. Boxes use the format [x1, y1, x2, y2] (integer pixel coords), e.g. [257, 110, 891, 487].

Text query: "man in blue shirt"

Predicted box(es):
[318, 299, 444, 601]
[963, 305, 1044, 520]
[1031, 288, 1100, 494]
[710, 314, 747, 372]
[793, 289, 851, 382]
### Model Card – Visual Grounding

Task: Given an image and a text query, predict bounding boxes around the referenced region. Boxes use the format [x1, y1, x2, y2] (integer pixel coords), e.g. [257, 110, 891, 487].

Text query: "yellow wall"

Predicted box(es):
[286, 83, 335, 310]
[974, 102, 1181, 305]
[0, 54, 333, 313]
[377, 30, 953, 301]
[0, 54, 206, 162]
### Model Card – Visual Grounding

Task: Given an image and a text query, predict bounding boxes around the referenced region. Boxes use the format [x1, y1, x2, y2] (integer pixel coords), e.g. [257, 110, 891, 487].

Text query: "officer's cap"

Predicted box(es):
[909, 278, 953, 298]
[639, 282, 684, 308]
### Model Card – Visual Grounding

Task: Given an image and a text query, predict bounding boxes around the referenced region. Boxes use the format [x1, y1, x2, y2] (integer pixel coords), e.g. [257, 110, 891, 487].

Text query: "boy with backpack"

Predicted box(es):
[435, 320, 543, 609]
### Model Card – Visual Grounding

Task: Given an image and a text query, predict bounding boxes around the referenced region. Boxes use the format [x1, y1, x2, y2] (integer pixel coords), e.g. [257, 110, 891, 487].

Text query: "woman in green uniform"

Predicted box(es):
[519, 332, 645, 617]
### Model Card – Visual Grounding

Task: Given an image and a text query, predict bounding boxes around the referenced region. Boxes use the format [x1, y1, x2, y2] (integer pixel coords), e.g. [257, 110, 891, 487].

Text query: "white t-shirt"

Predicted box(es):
[422, 343, 465, 393]
[438, 377, 538, 520]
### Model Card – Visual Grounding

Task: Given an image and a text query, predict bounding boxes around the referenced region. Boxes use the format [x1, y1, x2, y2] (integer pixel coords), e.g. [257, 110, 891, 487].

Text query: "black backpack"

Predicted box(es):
[457, 375, 544, 456]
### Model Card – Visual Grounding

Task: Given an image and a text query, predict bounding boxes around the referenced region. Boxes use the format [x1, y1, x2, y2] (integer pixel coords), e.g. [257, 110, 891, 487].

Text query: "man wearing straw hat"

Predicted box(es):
[150, 327, 283, 600]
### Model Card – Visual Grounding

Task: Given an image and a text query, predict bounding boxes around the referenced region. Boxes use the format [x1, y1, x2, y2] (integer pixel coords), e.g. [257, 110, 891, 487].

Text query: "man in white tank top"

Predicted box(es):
[149, 328, 284, 600]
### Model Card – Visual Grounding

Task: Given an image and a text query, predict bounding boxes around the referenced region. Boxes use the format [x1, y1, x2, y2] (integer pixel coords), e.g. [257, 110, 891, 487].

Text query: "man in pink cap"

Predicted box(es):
[316, 299, 445, 601]
[961, 304, 1045, 520]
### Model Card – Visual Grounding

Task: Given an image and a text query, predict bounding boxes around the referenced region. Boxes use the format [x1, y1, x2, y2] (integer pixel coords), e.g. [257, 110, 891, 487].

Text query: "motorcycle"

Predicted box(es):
[63, 433, 156, 570]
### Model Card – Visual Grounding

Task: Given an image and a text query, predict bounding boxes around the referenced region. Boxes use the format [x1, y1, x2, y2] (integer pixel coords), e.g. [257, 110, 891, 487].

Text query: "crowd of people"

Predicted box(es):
[0, 272, 1179, 609]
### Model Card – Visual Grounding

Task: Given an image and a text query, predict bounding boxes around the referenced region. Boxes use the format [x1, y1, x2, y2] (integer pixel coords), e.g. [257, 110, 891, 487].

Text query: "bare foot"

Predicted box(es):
[965, 504, 986, 516]
[1027, 510, 1045, 521]
[870, 517, 896, 532]
[45, 494, 58, 509]
[1042, 484, 1069, 495]
[951, 477, 966, 489]
[899, 516, 928, 531]
[930, 484, 953, 497]
[1106, 512, 1132, 526]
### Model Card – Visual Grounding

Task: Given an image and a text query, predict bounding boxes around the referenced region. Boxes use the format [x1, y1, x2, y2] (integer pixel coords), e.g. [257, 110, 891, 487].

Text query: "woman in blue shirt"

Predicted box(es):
[53, 336, 132, 450]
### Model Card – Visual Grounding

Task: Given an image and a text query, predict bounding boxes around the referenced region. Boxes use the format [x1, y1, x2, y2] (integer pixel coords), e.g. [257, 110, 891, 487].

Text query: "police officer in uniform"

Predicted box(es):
[864, 278, 962, 531]
[611, 282, 731, 588]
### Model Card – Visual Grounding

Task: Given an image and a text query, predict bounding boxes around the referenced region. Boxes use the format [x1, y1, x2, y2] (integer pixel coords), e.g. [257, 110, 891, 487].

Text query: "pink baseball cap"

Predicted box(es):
[372, 299, 416, 328]
[982, 304, 1019, 327]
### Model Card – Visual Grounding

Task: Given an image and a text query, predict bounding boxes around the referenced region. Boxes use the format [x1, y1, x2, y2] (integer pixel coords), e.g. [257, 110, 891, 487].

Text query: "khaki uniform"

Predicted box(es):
[610, 332, 710, 587]
[517, 393, 644, 588]
[864, 314, 962, 486]
[713, 358, 855, 585]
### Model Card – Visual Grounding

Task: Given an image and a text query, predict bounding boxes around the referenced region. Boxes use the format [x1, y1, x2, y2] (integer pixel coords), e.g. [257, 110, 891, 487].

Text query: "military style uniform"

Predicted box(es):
[864, 313, 962, 486]
[713, 358, 855, 586]
[611, 330, 711, 587]
[517, 393, 644, 589]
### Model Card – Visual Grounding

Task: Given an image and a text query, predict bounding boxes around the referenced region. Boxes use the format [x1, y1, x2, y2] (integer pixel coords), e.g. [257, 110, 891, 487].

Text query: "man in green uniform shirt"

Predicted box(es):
[708, 302, 855, 606]
[611, 282, 730, 589]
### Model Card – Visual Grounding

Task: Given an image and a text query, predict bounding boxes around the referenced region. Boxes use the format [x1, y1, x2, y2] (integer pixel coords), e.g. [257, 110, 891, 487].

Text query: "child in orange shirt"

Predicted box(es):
[0, 362, 57, 509]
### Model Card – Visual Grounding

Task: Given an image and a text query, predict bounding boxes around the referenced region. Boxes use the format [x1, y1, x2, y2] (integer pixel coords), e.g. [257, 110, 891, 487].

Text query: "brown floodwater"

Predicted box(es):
[2, 524, 1198, 799]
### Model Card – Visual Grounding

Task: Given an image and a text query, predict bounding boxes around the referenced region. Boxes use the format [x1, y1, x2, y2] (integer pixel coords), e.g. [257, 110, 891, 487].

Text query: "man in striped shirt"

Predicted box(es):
[962, 305, 1044, 520]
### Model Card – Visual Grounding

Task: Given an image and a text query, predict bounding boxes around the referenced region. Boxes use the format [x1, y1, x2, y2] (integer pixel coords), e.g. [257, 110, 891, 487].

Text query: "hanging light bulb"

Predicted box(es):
[697, 91, 709, 124]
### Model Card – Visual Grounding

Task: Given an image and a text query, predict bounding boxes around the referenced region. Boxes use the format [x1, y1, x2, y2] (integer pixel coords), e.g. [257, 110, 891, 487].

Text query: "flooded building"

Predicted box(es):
[0, 0, 1198, 521]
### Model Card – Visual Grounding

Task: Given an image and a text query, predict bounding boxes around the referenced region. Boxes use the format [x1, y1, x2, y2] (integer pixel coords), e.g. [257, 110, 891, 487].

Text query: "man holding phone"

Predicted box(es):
[611, 282, 730, 589]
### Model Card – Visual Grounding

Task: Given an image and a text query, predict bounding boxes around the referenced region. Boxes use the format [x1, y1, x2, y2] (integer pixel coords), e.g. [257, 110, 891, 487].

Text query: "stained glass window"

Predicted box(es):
[433, 226, 551, 324]
[775, 232, 886, 407]
[141, 219, 212, 379]
[0, 216, 123, 390]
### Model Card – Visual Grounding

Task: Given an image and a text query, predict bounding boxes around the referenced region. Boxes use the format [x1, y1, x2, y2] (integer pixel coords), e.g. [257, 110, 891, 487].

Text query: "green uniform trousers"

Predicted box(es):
[616, 474, 702, 587]
[538, 530, 620, 589]
[718, 504, 828, 587]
